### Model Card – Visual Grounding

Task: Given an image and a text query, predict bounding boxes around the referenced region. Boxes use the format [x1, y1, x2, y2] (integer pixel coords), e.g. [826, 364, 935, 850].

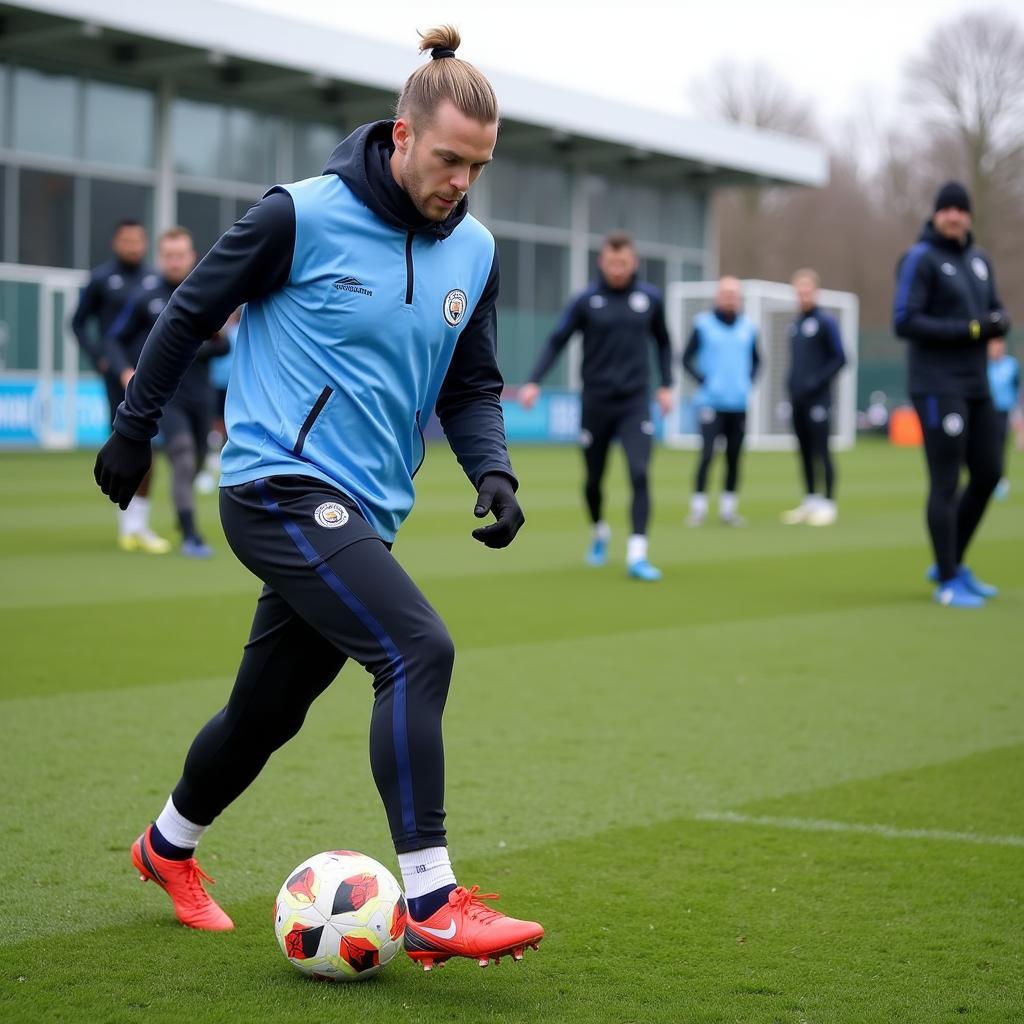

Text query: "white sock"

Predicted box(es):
[154, 796, 207, 851]
[117, 507, 128, 536]
[806, 493, 821, 509]
[720, 491, 738, 518]
[626, 534, 648, 565]
[397, 847, 456, 900]
[592, 521, 611, 541]
[123, 496, 150, 535]
[690, 492, 708, 516]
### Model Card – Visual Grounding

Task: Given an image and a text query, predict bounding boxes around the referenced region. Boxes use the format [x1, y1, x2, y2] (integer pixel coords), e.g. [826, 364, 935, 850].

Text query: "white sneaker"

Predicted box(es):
[781, 499, 813, 525]
[806, 500, 837, 526]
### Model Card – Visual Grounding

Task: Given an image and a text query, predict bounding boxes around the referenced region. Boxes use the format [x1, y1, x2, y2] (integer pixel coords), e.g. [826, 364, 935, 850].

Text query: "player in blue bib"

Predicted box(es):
[683, 276, 760, 527]
[94, 26, 543, 969]
[987, 336, 1020, 499]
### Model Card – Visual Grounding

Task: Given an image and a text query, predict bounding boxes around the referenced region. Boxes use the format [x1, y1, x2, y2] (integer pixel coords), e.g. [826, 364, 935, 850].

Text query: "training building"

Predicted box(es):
[0, 0, 827, 447]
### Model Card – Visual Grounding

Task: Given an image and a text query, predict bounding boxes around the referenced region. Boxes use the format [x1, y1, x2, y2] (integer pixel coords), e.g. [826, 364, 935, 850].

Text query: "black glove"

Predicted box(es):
[94, 431, 152, 510]
[979, 310, 1011, 341]
[472, 473, 524, 549]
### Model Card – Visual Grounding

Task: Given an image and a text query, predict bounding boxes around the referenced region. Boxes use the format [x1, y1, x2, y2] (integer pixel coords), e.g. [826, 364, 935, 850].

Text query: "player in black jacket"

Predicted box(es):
[519, 231, 673, 580]
[107, 227, 228, 557]
[781, 269, 846, 526]
[893, 181, 1011, 608]
[72, 220, 169, 552]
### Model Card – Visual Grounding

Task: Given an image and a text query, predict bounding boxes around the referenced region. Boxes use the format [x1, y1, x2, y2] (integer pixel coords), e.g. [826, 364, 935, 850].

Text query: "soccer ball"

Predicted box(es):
[274, 850, 407, 981]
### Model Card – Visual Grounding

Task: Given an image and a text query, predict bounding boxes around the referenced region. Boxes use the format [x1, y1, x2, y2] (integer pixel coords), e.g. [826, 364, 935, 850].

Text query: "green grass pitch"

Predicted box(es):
[1, 439, 1022, 1023]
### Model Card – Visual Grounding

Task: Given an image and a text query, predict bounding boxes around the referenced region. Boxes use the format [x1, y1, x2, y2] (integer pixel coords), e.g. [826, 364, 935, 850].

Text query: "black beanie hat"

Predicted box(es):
[934, 181, 971, 213]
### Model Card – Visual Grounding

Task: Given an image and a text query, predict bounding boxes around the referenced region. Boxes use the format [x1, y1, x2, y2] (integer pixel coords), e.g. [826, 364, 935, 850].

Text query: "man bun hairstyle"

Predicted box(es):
[396, 25, 498, 127]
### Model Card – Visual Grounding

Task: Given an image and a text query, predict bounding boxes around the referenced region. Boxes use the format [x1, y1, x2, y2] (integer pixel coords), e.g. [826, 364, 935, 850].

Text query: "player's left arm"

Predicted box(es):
[649, 290, 674, 414]
[751, 331, 762, 381]
[435, 249, 523, 549]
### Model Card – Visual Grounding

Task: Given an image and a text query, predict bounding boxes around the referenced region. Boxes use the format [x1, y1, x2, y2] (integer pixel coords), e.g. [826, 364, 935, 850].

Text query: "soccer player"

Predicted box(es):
[94, 26, 543, 968]
[682, 276, 759, 527]
[893, 181, 1011, 608]
[518, 232, 673, 580]
[72, 220, 169, 553]
[781, 269, 847, 527]
[107, 227, 227, 557]
[987, 337, 1019, 499]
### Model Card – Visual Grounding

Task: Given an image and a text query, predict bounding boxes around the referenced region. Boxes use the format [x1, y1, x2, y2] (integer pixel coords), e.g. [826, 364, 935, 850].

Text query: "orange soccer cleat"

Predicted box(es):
[131, 824, 234, 931]
[404, 885, 543, 971]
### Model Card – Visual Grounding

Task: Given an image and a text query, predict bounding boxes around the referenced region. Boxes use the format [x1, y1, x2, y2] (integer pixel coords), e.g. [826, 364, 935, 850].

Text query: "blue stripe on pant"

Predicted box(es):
[171, 475, 453, 853]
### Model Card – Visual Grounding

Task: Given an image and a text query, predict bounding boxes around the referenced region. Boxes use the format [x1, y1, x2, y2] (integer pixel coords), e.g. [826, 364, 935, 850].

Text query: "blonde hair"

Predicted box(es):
[158, 226, 193, 246]
[792, 267, 820, 287]
[395, 25, 498, 127]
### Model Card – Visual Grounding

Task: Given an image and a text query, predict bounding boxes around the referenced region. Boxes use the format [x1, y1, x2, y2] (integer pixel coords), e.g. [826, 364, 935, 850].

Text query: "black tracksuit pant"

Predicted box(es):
[170, 475, 453, 854]
[911, 395, 1003, 582]
[791, 399, 835, 499]
[695, 410, 746, 493]
[581, 392, 654, 535]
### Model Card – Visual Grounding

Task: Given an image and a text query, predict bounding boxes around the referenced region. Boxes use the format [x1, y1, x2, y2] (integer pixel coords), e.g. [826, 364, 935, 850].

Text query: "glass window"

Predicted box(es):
[84, 81, 155, 168]
[18, 169, 74, 267]
[682, 262, 705, 282]
[225, 107, 280, 185]
[534, 243, 569, 312]
[172, 98, 224, 178]
[177, 191, 223, 258]
[639, 257, 667, 292]
[488, 159, 571, 227]
[294, 121, 340, 180]
[12, 67, 77, 159]
[667, 190, 705, 248]
[0, 167, 6, 259]
[88, 179, 153, 268]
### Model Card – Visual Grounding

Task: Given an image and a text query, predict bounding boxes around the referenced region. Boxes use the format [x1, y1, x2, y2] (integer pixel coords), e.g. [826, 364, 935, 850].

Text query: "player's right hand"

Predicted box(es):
[979, 310, 1011, 341]
[518, 383, 540, 410]
[94, 431, 152, 510]
[120, 368, 135, 388]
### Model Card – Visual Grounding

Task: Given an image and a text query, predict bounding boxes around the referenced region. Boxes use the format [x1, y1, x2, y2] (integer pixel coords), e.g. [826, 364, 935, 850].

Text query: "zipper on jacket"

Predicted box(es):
[412, 410, 426, 477]
[293, 385, 333, 455]
[404, 232, 414, 305]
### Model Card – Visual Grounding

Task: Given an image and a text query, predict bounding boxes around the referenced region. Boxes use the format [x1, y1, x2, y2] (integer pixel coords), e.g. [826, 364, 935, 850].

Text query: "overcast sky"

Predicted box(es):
[233, 0, 1021, 136]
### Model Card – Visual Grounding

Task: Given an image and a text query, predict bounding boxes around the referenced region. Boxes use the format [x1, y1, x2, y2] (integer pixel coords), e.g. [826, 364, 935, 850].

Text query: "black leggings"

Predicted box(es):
[581, 394, 654, 535]
[695, 410, 746, 493]
[911, 395, 1003, 581]
[791, 400, 835, 499]
[171, 476, 453, 854]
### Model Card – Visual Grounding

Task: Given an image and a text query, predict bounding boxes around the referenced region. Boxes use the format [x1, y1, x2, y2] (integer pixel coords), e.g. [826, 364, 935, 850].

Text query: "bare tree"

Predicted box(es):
[904, 9, 1024, 242]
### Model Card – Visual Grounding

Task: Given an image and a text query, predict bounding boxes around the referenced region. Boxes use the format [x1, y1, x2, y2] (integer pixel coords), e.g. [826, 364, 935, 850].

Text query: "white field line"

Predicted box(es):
[696, 811, 1024, 848]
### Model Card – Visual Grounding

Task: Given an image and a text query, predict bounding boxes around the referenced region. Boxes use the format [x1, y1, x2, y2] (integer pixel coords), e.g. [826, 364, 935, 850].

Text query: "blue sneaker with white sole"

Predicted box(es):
[933, 577, 985, 608]
[182, 536, 214, 559]
[627, 559, 662, 581]
[926, 564, 997, 598]
[586, 536, 608, 567]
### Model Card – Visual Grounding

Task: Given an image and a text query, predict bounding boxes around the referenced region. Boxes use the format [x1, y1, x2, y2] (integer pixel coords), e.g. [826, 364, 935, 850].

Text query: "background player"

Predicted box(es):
[519, 231, 672, 581]
[682, 275, 759, 527]
[107, 227, 227, 558]
[94, 26, 543, 969]
[987, 337, 1019, 499]
[781, 268, 847, 527]
[72, 220, 168, 553]
[893, 181, 1011, 608]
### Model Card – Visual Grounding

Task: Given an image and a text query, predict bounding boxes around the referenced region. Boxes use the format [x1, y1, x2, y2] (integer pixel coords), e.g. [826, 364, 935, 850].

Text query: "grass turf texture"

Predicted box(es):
[1, 439, 1022, 1024]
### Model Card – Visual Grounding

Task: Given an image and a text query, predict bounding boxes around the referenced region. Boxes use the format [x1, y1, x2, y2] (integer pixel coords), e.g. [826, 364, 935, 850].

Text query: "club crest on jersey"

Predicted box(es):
[108, 274, 124, 290]
[313, 502, 349, 529]
[940, 262, 957, 276]
[142, 274, 160, 290]
[148, 298, 166, 316]
[589, 294, 607, 309]
[971, 257, 989, 281]
[628, 291, 650, 314]
[801, 317, 819, 336]
[443, 289, 468, 327]
[942, 413, 964, 437]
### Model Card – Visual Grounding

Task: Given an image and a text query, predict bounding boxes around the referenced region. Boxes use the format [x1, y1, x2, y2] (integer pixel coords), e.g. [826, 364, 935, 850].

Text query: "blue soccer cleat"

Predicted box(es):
[586, 536, 609, 567]
[627, 559, 662, 582]
[933, 576, 985, 608]
[926, 564, 997, 598]
[182, 536, 214, 559]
